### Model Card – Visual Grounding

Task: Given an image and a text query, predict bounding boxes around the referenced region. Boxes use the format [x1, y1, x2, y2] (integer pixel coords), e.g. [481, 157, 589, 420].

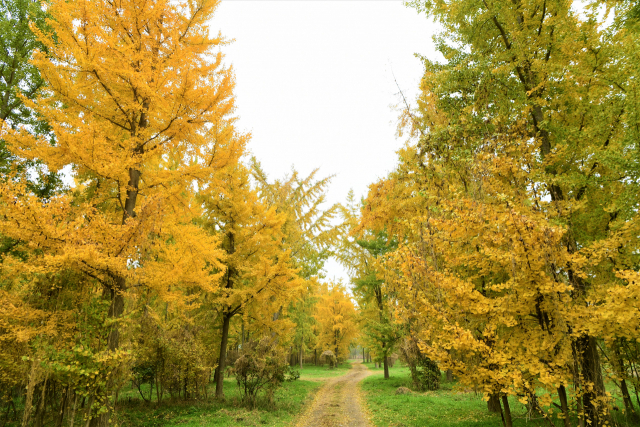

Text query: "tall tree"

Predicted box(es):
[198, 163, 301, 398]
[250, 159, 344, 273]
[0, 0, 243, 423]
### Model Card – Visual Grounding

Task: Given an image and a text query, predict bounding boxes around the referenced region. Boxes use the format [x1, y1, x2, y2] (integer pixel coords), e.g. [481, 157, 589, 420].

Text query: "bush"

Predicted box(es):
[134, 311, 212, 402]
[320, 350, 337, 368]
[234, 337, 298, 407]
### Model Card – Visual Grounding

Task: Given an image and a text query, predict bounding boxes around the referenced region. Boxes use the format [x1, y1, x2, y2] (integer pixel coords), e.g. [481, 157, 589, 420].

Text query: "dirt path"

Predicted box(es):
[296, 361, 372, 427]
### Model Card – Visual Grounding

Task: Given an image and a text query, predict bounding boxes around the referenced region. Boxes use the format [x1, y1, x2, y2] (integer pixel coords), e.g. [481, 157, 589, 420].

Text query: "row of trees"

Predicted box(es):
[350, 0, 640, 426]
[0, 0, 359, 426]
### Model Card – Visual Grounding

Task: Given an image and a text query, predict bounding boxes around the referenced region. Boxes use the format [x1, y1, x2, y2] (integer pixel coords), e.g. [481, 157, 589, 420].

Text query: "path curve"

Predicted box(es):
[296, 360, 372, 427]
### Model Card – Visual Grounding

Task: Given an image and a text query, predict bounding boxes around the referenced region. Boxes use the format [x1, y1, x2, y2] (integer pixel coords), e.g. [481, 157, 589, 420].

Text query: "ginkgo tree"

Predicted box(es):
[314, 282, 358, 365]
[197, 162, 302, 398]
[352, 0, 640, 425]
[0, 0, 244, 423]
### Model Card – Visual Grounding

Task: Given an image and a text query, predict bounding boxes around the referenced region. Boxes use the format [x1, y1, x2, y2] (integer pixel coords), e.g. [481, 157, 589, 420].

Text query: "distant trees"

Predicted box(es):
[250, 160, 347, 369]
[314, 282, 358, 365]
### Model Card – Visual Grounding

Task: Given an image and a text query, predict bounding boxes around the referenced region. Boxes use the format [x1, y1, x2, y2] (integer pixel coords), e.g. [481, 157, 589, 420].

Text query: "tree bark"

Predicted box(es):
[215, 312, 232, 399]
[383, 355, 389, 379]
[577, 335, 606, 427]
[487, 393, 501, 413]
[558, 385, 571, 427]
[446, 370, 453, 382]
[106, 277, 126, 351]
[500, 395, 513, 427]
[299, 337, 303, 369]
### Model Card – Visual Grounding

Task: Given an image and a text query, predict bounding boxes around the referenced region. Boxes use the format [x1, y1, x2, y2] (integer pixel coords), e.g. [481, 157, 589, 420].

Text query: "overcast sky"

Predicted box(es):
[209, 1, 440, 283]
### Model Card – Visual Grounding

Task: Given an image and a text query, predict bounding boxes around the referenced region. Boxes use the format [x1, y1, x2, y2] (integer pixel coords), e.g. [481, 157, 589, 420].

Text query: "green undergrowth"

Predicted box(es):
[115, 361, 353, 427]
[361, 366, 640, 427]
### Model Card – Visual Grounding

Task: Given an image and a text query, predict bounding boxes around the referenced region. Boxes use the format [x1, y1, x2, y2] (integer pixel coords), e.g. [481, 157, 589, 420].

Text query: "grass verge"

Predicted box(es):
[360, 366, 640, 427]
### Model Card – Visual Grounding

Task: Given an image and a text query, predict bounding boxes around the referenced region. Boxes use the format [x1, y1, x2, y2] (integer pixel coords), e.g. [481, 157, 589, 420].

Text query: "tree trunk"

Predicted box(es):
[107, 277, 126, 351]
[577, 335, 607, 427]
[56, 386, 69, 427]
[215, 312, 232, 399]
[620, 379, 639, 422]
[487, 393, 501, 413]
[299, 340, 303, 370]
[558, 385, 571, 427]
[383, 356, 389, 379]
[446, 370, 453, 382]
[89, 163, 142, 427]
[613, 344, 639, 421]
[500, 395, 513, 427]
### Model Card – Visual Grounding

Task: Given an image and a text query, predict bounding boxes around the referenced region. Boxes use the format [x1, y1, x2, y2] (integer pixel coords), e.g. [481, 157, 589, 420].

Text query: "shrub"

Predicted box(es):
[234, 337, 298, 407]
[320, 350, 337, 368]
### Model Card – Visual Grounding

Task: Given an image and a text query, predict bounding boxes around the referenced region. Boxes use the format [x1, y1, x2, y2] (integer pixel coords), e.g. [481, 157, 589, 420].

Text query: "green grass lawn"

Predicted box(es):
[298, 359, 353, 380]
[114, 361, 353, 427]
[360, 365, 640, 427]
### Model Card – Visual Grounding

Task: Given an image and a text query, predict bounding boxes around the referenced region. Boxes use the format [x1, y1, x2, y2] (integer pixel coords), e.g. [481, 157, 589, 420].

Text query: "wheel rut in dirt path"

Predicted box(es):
[296, 361, 372, 427]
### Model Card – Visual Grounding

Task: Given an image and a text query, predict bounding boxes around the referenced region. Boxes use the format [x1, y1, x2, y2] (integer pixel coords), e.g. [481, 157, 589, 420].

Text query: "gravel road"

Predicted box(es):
[296, 361, 372, 427]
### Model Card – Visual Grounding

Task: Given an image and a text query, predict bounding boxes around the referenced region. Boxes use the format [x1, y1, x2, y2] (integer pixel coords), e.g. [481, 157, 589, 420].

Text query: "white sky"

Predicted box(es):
[209, 1, 440, 283]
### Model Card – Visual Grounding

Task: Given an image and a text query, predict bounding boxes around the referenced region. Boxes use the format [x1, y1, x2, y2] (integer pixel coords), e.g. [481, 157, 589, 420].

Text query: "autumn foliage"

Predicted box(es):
[349, 0, 640, 426]
[4, 0, 639, 426]
[314, 282, 358, 366]
[0, 0, 340, 424]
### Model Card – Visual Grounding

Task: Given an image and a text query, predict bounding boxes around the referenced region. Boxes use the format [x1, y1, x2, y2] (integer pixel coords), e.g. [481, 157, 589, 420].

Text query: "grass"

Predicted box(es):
[360, 365, 640, 427]
[297, 360, 353, 380]
[114, 361, 353, 427]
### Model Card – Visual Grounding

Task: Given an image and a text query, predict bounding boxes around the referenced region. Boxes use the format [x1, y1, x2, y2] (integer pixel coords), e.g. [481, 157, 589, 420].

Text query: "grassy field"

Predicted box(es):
[361, 364, 640, 427]
[114, 361, 352, 427]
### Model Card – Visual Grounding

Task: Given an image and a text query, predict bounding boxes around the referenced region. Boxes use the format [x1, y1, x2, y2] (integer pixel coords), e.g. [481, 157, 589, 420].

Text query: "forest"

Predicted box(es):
[0, 0, 639, 426]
